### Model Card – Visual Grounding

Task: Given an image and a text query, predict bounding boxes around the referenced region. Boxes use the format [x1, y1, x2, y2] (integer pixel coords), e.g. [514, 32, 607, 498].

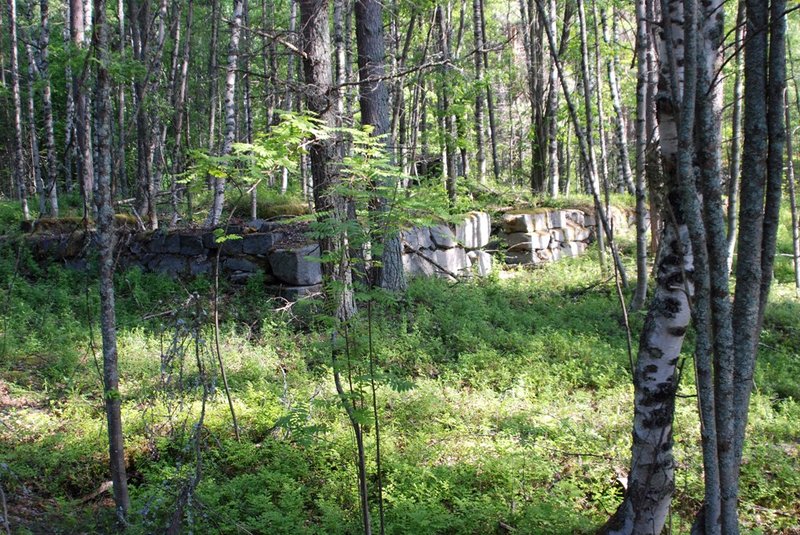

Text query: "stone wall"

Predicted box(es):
[499, 206, 640, 266]
[14, 206, 639, 297]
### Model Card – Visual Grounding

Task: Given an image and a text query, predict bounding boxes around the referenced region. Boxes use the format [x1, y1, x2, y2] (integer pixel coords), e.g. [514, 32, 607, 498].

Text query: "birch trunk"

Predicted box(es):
[603, 8, 634, 194]
[786, 91, 800, 298]
[207, 0, 244, 227]
[601, 0, 697, 530]
[39, 0, 58, 216]
[24, 10, 44, 216]
[9, 0, 29, 220]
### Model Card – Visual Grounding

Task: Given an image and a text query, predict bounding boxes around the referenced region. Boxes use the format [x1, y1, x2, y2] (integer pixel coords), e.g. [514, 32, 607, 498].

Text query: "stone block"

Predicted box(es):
[401, 226, 434, 251]
[456, 212, 491, 249]
[242, 232, 284, 255]
[189, 259, 213, 276]
[403, 252, 436, 277]
[146, 254, 188, 277]
[224, 257, 261, 273]
[268, 244, 322, 285]
[179, 234, 206, 256]
[505, 250, 541, 265]
[502, 212, 549, 233]
[506, 231, 551, 251]
[564, 209, 586, 227]
[430, 224, 457, 248]
[548, 210, 570, 229]
[433, 247, 470, 275]
[149, 232, 182, 254]
[560, 241, 588, 258]
[467, 250, 493, 277]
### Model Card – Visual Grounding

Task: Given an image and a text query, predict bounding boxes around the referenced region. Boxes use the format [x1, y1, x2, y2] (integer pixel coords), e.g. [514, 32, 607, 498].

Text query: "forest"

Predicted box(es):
[0, 0, 799, 532]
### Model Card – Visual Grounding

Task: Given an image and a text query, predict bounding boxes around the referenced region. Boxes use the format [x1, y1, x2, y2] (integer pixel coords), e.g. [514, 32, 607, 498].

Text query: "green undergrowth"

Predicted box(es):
[0, 233, 798, 533]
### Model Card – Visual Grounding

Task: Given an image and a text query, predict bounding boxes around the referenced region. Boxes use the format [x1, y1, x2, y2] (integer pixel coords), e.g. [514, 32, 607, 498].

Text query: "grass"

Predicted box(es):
[0, 204, 798, 533]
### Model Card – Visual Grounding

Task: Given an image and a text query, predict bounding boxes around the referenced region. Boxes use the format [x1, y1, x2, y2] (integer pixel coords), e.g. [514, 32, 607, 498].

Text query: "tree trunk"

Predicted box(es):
[71, 0, 93, 222]
[23, 5, 44, 216]
[629, 0, 649, 312]
[601, 0, 698, 530]
[93, 0, 131, 522]
[545, 0, 559, 197]
[479, 0, 500, 181]
[170, 0, 193, 227]
[207, 0, 244, 227]
[786, 91, 800, 298]
[726, 0, 745, 273]
[39, 0, 59, 216]
[207, 0, 220, 153]
[9, 0, 29, 220]
[603, 7, 634, 194]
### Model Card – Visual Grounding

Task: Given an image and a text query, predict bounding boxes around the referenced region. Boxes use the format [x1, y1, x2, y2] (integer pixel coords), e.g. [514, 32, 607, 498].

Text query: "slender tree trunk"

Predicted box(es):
[71, 0, 93, 222]
[23, 8, 44, 216]
[114, 0, 125, 199]
[9, 0, 29, 220]
[207, 0, 244, 227]
[479, 0, 500, 181]
[436, 4, 458, 208]
[545, 0, 559, 197]
[93, 0, 130, 522]
[591, 0, 609, 197]
[603, 7, 634, 194]
[629, 0, 649, 312]
[727, 0, 745, 274]
[471, 0, 486, 183]
[170, 0, 193, 227]
[786, 91, 800, 298]
[39, 0, 58, 217]
[207, 0, 220, 153]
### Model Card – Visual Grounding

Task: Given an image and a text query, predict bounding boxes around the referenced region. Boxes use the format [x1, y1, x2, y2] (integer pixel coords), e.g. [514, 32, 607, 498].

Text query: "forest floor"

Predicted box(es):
[0, 205, 799, 534]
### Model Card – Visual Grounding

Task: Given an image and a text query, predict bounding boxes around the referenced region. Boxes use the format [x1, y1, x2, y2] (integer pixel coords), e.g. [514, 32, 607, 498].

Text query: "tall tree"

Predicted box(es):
[93, 0, 130, 521]
[9, 0, 28, 221]
[354, 0, 406, 291]
[72, 0, 93, 221]
[39, 0, 59, 217]
[207, 0, 244, 226]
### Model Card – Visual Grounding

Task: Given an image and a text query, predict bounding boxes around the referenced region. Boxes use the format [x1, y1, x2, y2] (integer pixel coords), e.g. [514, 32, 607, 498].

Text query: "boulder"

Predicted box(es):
[505, 250, 541, 265]
[149, 232, 182, 254]
[456, 212, 491, 249]
[430, 224, 457, 248]
[548, 210, 569, 229]
[268, 244, 322, 285]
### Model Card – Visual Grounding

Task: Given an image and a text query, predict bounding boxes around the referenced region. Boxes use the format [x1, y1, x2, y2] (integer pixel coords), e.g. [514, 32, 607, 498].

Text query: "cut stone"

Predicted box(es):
[242, 232, 284, 255]
[456, 212, 491, 249]
[430, 224, 457, 248]
[467, 250, 493, 277]
[268, 244, 322, 285]
[507, 231, 550, 251]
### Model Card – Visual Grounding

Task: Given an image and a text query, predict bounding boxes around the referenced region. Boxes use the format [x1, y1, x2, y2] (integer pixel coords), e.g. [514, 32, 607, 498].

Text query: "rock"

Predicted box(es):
[402, 252, 437, 277]
[224, 257, 261, 273]
[456, 212, 491, 249]
[506, 231, 550, 251]
[584, 213, 597, 227]
[268, 244, 322, 285]
[564, 209, 586, 227]
[242, 232, 284, 255]
[502, 212, 549, 233]
[401, 226, 434, 251]
[467, 250, 493, 277]
[202, 232, 245, 254]
[146, 254, 188, 277]
[548, 210, 569, 229]
[505, 250, 541, 265]
[247, 219, 284, 233]
[430, 224, 457, 248]
[560, 241, 588, 258]
[179, 234, 206, 256]
[148, 231, 182, 254]
[189, 259, 213, 276]
[433, 247, 470, 275]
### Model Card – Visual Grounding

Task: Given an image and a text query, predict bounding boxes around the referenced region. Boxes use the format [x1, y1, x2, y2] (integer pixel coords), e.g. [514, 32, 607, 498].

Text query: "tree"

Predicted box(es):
[602, 0, 787, 532]
[8, 0, 28, 221]
[93, 0, 130, 521]
[207, 0, 244, 227]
